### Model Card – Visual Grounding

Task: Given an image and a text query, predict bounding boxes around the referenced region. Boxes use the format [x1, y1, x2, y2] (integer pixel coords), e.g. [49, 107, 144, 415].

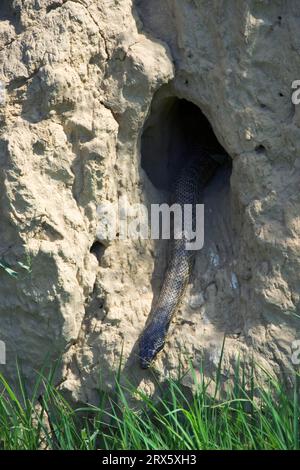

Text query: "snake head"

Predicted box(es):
[139, 320, 167, 369]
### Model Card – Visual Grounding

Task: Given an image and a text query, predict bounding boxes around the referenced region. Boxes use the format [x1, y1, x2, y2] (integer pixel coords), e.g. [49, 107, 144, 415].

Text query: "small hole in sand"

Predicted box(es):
[90, 241, 106, 265]
[255, 145, 266, 154]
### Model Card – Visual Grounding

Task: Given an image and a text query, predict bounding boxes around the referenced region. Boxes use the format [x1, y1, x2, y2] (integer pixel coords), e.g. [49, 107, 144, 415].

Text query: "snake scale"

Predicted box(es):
[139, 149, 219, 368]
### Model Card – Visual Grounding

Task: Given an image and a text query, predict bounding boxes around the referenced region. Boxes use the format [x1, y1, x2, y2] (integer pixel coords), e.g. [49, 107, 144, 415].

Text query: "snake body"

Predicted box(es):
[139, 150, 218, 368]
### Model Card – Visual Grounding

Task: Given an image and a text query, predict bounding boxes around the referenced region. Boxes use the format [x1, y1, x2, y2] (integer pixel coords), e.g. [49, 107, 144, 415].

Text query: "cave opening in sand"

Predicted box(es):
[141, 96, 230, 192]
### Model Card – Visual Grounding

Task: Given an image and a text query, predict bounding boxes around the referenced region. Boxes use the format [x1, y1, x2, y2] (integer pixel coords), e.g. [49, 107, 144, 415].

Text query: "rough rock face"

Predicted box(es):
[0, 0, 300, 402]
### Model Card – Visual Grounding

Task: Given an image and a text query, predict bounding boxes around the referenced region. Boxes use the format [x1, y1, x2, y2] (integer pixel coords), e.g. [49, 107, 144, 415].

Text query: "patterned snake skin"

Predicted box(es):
[139, 150, 218, 368]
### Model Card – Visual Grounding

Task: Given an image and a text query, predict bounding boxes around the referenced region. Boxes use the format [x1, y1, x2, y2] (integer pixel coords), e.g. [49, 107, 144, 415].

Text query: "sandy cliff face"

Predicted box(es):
[0, 0, 299, 402]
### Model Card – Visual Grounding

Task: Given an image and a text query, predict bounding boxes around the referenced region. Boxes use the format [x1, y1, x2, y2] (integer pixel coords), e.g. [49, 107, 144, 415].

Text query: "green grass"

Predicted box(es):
[0, 257, 32, 279]
[0, 356, 299, 450]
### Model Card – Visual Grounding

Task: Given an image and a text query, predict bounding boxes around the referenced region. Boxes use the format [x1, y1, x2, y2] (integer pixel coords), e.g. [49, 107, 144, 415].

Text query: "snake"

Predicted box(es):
[139, 149, 219, 368]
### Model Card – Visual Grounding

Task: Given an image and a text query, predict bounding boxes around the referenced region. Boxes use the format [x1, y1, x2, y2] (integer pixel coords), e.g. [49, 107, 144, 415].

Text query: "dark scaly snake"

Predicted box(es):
[139, 150, 219, 368]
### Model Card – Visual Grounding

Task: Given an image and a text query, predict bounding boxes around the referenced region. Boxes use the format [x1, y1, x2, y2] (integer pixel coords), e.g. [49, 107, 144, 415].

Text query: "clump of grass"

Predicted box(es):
[0, 356, 299, 450]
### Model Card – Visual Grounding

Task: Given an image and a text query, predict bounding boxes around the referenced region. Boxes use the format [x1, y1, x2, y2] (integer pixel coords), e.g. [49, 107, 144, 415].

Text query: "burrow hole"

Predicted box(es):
[90, 241, 106, 265]
[141, 96, 231, 192]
